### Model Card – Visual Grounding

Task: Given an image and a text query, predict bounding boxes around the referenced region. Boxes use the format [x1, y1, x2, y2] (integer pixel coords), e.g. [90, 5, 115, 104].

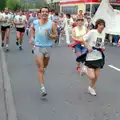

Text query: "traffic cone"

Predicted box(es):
[117, 39, 120, 46]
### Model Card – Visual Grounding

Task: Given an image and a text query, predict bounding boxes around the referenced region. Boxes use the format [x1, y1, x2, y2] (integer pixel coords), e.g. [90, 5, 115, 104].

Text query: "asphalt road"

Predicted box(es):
[5, 30, 120, 120]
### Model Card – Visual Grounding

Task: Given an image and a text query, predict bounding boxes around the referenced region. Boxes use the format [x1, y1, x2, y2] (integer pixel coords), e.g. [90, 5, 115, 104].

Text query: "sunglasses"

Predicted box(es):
[77, 19, 84, 22]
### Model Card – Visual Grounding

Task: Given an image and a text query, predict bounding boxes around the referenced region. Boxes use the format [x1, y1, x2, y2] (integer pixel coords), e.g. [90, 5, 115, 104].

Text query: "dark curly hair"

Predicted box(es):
[94, 19, 106, 29]
[40, 7, 49, 13]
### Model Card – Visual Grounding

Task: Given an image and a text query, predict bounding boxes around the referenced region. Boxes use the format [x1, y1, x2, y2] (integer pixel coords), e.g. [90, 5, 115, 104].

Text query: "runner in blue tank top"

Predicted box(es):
[29, 7, 58, 97]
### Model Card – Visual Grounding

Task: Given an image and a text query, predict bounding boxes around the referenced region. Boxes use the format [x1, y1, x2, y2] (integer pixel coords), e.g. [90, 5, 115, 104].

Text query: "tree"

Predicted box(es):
[0, 0, 6, 11]
[6, 0, 20, 10]
[35, 0, 47, 8]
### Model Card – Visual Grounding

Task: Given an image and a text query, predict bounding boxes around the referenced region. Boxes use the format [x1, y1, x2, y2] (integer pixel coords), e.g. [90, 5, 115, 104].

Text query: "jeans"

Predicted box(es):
[113, 35, 119, 44]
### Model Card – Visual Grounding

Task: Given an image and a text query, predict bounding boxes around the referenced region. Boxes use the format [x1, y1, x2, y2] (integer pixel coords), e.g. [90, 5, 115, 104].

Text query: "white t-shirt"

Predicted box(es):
[14, 15, 27, 28]
[64, 18, 73, 30]
[48, 14, 54, 20]
[83, 29, 105, 61]
[1, 13, 12, 27]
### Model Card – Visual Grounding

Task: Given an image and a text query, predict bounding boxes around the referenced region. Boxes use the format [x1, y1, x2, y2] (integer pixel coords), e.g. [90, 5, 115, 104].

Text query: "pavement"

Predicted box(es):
[0, 49, 6, 120]
[1, 29, 120, 120]
[0, 33, 17, 120]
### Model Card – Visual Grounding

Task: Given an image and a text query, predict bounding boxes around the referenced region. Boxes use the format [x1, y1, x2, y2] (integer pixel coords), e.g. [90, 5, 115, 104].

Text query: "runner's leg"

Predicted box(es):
[36, 55, 47, 96]
[1, 29, 5, 47]
[34, 47, 48, 97]
[86, 68, 97, 96]
[5, 28, 10, 51]
[19, 32, 24, 50]
[16, 31, 20, 46]
[75, 45, 82, 72]
[36, 56, 45, 84]
[44, 56, 50, 68]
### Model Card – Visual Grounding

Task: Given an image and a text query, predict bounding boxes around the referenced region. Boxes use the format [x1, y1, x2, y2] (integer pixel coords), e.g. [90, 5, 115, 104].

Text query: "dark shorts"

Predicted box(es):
[75, 44, 88, 56]
[16, 27, 25, 33]
[85, 58, 105, 69]
[1, 26, 10, 31]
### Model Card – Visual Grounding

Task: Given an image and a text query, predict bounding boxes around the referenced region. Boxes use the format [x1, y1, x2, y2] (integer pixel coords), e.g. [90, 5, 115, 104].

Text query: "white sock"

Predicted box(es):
[6, 44, 8, 48]
[41, 84, 45, 88]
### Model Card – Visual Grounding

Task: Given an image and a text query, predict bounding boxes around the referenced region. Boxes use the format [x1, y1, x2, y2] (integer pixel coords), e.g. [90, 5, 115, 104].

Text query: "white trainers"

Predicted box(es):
[6, 44, 9, 51]
[41, 84, 47, 97]
[88, 86, 96, 96]
[113, 43, 117, 46]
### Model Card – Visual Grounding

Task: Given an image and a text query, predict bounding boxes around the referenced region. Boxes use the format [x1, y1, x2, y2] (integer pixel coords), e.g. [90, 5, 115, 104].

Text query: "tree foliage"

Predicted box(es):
[0, 0, 6, 11]
[5, 0, 47, 10]
[6, 0, 20, 10]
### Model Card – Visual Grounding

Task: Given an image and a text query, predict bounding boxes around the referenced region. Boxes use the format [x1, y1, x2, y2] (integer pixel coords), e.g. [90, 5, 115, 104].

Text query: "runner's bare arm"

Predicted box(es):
[48, 23, 58, 40]
[29, 24, 35, 43]
[0, 17, 7, 22]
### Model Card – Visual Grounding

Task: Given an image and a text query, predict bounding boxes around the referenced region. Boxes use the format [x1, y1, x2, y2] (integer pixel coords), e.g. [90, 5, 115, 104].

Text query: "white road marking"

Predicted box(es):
[108, 65, 120, 72]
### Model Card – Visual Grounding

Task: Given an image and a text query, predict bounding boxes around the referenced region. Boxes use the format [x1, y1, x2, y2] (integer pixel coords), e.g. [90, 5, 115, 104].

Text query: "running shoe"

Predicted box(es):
[1, 43, 4, 47]
[6, 44, 9, 52]
[32, 49, 34, 54]
[72, 48, 75, 53]
[19, 46, 23, 50]
[113, 43, 117, 46]
[88, 86, 96, 96]
[16, 41, 19, 46]
[41, 85, 47, 97]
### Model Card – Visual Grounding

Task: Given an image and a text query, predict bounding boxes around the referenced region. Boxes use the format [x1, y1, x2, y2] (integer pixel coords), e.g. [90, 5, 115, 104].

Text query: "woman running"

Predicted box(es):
[76, 19, 106, 96]
[71, 18, 88, 73]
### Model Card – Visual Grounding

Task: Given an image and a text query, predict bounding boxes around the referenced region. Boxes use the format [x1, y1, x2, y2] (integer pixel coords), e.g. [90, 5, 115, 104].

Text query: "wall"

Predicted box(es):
[60, 3, 86, 13]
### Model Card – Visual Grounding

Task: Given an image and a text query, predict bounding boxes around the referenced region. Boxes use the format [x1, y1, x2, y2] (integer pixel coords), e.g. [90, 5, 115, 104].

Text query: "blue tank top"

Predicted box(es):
[33, 19, 53, 47]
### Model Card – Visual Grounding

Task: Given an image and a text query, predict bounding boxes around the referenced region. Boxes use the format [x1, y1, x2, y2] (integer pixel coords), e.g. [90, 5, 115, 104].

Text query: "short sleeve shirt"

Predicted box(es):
[83, 29, 105, 61]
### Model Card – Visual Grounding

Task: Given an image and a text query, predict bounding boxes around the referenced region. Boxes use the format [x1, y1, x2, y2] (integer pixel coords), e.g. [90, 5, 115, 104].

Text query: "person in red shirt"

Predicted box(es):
[26, 11, 30, 20]
[72, 19, 77, 28]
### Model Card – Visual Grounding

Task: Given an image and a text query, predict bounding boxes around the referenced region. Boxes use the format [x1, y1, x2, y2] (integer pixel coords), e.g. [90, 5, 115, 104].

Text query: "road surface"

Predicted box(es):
[4, 30, 120, 120]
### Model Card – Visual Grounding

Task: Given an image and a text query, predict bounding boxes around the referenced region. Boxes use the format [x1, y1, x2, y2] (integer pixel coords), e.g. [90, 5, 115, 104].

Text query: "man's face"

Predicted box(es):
[40, 8, 49, 20]
[5, 8, 9, 14]
[19, 11, 23, 16]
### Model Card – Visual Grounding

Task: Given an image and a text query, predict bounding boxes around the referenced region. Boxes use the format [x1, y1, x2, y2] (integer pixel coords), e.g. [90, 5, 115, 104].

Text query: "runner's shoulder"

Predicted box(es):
[14, 15, 19, 18]
[33, 19, 38, 24]
[87, 29, 96, 33]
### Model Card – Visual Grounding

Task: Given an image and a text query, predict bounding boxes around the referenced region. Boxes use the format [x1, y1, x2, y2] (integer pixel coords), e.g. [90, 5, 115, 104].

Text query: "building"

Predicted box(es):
[60, 0, 120, 15]
[46, 0, 60, 11]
